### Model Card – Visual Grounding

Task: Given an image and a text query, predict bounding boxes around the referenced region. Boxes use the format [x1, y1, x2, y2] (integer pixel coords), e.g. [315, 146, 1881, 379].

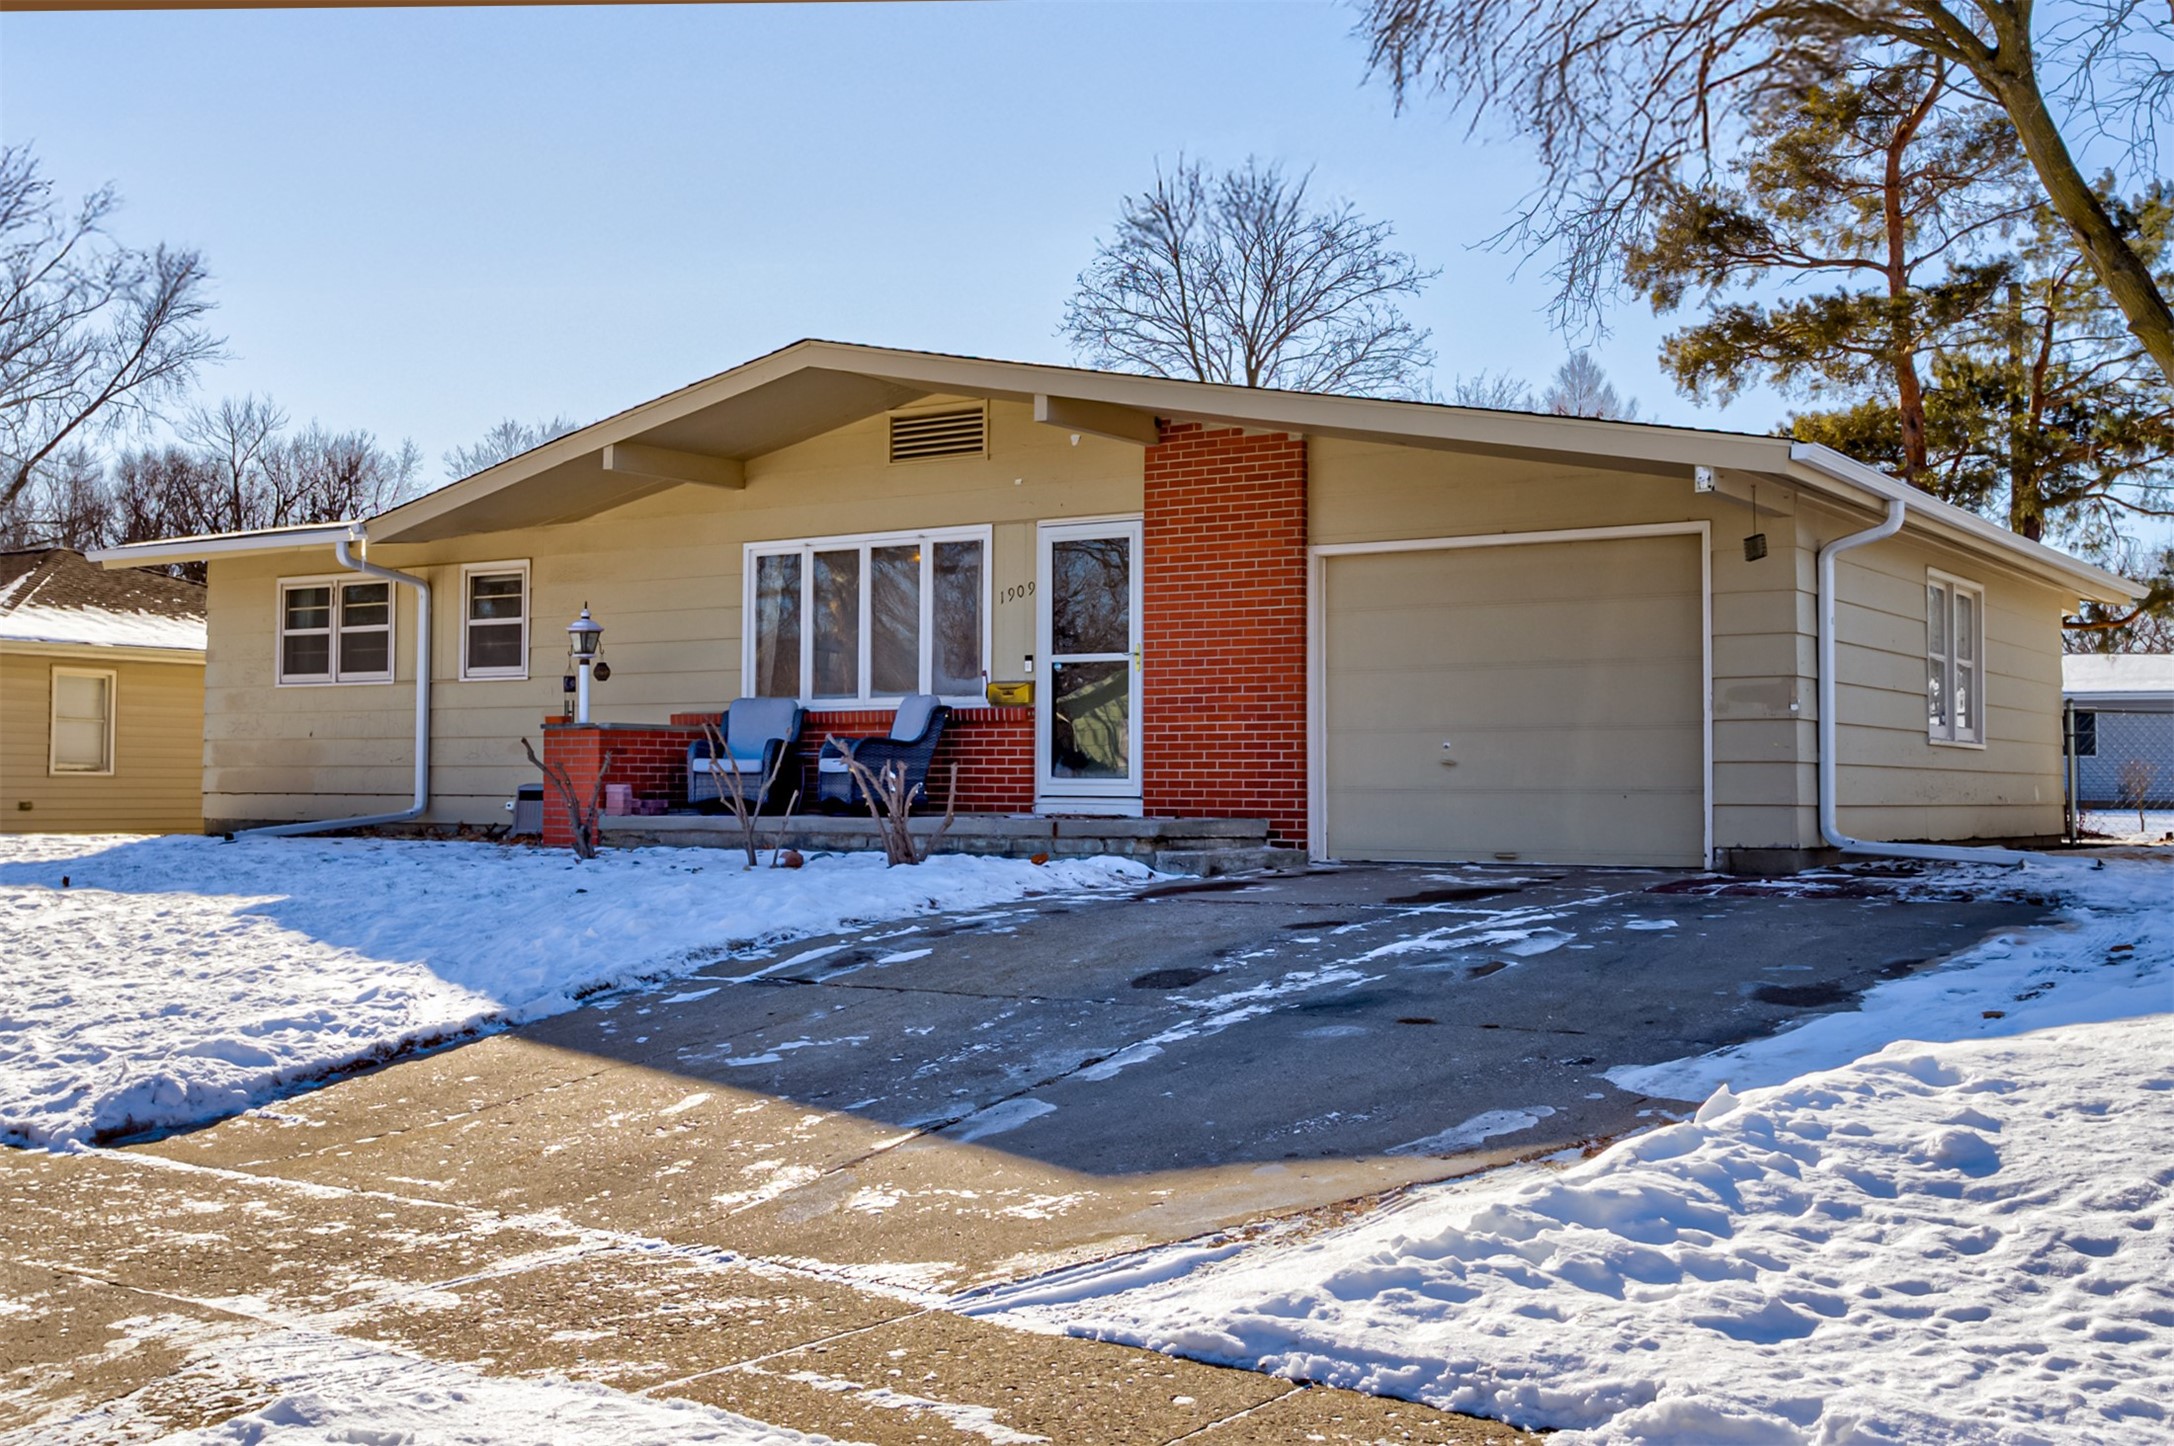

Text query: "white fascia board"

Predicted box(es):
[86, 523, 358, 570]
[1787, 442, 2139, 604]
[0, 638, 206, 664]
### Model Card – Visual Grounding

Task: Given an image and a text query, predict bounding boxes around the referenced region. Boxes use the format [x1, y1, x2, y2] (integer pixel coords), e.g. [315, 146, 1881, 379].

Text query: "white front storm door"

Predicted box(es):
[1036, 518, 1144, 815]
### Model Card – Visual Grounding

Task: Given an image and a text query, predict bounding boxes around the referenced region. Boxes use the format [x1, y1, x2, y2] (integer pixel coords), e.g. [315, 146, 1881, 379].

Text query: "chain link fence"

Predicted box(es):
[2064, 702, 2174, 844]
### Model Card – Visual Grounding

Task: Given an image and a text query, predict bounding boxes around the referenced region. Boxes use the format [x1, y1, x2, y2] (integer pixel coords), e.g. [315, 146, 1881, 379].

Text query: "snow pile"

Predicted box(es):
[971, 859, 2174, 1444]
[0, 833, 1150, 1147]
[30, 1326, 825, 1445]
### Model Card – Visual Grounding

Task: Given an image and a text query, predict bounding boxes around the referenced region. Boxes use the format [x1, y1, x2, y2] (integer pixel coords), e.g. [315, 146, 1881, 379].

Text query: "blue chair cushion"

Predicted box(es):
[891, 694, 941, 741]
[725, 696, 802, 762]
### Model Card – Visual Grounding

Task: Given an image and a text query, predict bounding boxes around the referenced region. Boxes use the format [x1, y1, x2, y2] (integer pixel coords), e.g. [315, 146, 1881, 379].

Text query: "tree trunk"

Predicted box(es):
[1981, 40, 2174, 387]
[1881, 72, 1939, 486]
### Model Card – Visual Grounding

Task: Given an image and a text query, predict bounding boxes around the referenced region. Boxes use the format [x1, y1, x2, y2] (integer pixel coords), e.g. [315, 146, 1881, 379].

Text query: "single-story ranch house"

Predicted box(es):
[2, 547, 207, 834]
[95, 341, 2136, 871]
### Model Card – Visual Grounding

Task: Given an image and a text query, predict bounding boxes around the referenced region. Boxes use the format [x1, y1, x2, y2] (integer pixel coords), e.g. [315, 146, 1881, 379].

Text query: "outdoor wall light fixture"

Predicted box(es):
[566, 605, 606, 723]
[1744, 484, 1769, 562]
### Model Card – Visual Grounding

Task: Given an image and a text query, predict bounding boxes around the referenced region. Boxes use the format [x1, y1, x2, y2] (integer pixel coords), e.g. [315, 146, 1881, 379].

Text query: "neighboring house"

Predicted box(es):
[2062, 654, 2174, 809]
[93, 341, 2135, 869]
[1, 548, 207, 833]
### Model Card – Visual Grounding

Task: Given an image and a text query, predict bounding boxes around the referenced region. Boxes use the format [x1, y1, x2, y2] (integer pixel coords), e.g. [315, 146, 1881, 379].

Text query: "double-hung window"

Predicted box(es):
[50, 667, 115, 775]
[279, 577, 395, 684]
[461, 562, 529, 679]
[746, 527, 989, 705]
[1927, 572, 1985, 745]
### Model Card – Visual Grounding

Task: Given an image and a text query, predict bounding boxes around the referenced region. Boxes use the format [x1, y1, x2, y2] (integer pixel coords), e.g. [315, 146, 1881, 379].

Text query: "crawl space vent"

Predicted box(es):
[889, 407, 987, 463]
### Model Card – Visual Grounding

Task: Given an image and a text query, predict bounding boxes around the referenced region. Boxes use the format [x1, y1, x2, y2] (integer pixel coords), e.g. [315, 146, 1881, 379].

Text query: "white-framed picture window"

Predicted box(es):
[278, 576, 396, 685]
[1927, 571, 1985, 746]
[49, 666, 115, 775]
[461, 561, 530, 680]
[745, 525, 990, 707]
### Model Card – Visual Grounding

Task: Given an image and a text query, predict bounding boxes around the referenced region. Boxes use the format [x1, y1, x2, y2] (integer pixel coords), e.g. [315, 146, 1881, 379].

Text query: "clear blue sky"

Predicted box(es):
[2, 1, 1837, 479]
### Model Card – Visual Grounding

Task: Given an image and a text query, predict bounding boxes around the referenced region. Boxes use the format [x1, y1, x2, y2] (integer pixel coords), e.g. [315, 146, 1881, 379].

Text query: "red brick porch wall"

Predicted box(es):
[1141, 421, 1309, 846]
[540, 708, 1036, 844]
[793, 708, 1034, 814]
[539, 721, 704, 847]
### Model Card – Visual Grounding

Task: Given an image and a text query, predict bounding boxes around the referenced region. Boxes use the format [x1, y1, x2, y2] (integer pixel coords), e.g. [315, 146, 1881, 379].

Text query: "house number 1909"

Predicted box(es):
[1000, 582, 1035, 605]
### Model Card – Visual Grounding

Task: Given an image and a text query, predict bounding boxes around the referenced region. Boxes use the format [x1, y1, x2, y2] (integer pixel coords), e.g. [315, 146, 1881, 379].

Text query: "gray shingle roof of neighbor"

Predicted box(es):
[0, 547, 207, 652]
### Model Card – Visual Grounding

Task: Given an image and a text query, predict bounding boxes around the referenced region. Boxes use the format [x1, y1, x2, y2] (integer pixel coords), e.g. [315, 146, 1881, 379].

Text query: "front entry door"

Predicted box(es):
[1036, 519, 1143, 814]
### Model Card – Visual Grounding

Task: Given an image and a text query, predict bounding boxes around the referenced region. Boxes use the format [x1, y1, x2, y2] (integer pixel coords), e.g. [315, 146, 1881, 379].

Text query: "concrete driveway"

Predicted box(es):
[3, 861, 2046, 1444]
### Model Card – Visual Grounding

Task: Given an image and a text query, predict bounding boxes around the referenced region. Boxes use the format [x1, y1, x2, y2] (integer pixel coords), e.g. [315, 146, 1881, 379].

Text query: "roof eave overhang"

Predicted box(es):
[87, 523, 359, 569]
[1785, 443, 2138, 605]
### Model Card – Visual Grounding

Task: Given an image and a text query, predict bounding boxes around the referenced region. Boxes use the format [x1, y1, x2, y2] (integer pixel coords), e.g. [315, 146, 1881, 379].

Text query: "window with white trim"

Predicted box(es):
[279, 577, 394, 684]
[746, 527, 988, 705]
[461, 562, 529, 679]
[1927, 573, 1985, 744]
[50, 667, 114, 774]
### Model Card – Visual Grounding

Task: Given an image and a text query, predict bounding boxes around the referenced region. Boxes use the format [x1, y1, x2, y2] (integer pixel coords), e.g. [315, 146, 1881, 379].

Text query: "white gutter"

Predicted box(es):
[86, 522, 359, 569]
[1814, 494, 2081, 869]
[238, 527, 431, 839]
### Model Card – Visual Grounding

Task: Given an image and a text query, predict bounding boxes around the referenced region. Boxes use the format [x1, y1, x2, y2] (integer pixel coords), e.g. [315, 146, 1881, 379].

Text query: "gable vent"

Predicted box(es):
[889, 406, 987, 463]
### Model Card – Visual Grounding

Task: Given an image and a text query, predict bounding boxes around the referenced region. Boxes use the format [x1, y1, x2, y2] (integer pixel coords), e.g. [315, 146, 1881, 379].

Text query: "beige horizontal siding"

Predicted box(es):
[1, 650, 204, 833]
[1813, 495, 2069, 843]
[205, 399, 1142, 827]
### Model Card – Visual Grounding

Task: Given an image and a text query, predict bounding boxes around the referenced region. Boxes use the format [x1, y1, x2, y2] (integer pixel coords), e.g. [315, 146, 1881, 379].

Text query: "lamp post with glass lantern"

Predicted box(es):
[566, 605, 604, 724]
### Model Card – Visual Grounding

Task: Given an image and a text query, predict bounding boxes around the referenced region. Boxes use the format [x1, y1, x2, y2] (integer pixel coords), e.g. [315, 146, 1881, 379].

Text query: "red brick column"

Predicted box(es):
[540, 721, 703, 847]
[1141, 422, 1309, 846]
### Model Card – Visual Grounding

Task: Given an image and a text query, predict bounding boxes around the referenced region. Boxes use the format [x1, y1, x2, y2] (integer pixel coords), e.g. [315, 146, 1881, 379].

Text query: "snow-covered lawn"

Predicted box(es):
[968, 859, 2174, 1445]
[2078, 807, 2174, 844]
[0, 833, 1150, 1148]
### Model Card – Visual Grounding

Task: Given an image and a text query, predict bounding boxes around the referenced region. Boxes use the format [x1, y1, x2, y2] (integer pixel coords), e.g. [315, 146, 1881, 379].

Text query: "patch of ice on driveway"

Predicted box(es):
[1386, 1106, 1557, 1157]
[30, 1326, 827, 1445]
[948, 1097, 1058, 1143]
[0, 834, 1151, 1147]
[1619, 917, 1678, 931]
[660, 986, 722, 1004]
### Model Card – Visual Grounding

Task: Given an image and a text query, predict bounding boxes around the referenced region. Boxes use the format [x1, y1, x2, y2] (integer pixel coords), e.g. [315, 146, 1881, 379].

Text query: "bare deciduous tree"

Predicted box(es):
[1450, 370, 1537, 409]
[0, 145, 222, 517]
[1062, 157, 1438, 398]
[1542, 351, 1641, 420]
[1357, 0, 2174, 385]
[0, 445, 108, 551]
[444, 415, 579, 480]
[182, 394, 286, 532]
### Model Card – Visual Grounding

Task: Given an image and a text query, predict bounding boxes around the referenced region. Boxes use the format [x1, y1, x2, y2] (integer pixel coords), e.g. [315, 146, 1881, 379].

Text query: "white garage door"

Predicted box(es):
[1322, 533, 1706, 867]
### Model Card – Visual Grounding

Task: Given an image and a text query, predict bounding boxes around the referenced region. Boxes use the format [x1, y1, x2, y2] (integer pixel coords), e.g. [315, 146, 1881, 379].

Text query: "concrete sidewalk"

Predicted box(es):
[3, 862, 2043, 1442]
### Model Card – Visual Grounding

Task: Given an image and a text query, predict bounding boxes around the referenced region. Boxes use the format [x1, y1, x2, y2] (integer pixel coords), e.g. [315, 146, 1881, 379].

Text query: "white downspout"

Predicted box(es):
[1816, 496, 2074, 868]
[237, 526, 431, 839]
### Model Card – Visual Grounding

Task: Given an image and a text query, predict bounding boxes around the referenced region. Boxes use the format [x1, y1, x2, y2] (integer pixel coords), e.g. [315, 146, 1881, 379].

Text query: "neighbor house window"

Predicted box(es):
[279, 577, 395, 684]
[2072, 709, 2098, 758]
[49, 667, 115, 775]
[746, 526, 988, 705]
[1927, 573, 1985, 745]
[461, 562, 529, 680]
